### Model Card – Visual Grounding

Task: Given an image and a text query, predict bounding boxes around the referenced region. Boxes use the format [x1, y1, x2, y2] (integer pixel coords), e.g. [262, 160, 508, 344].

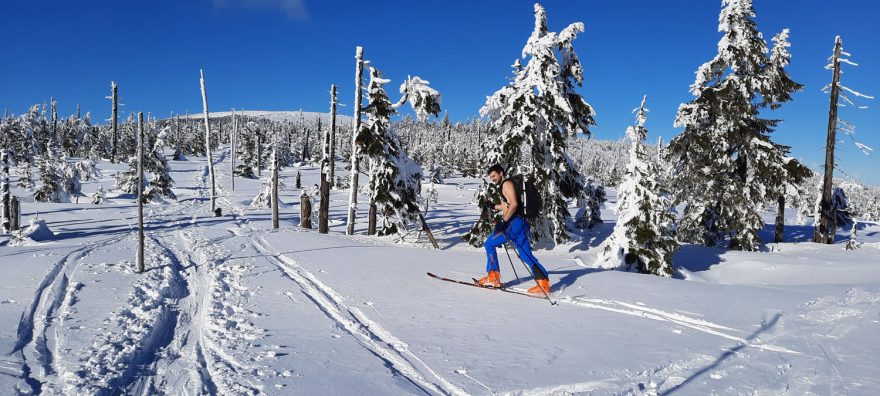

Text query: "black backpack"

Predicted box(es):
[502, 175, 542, 219]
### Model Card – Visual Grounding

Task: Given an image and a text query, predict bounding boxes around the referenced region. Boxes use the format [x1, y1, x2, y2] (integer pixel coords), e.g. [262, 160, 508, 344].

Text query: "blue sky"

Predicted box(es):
[1, 0, 878, 184]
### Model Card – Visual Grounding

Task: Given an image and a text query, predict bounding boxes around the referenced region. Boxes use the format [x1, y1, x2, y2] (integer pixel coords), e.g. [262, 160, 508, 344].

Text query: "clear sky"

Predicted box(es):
[1, 0, 878, 184]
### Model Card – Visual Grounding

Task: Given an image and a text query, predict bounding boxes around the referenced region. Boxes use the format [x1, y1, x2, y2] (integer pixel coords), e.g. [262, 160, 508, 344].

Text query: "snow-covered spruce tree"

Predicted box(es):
[17, 163, 36, 191]
[575, 178, 605, 229]
[75, 148, 103, 182]
[345, 45, 441, 236]
[845, 221, 860, 250]
[33, 152, 69, 203]
[251, 146, 284, 208]
[235, 122, 258, 179]
[666, 0, 803, 251]
[116, 125, 175, 202]
[828, 186, 853, 233]
[465, 3, 596, 246]
[276, 127, 294, 167]
[144, 127, 175, 202]
[18, 105, 46, 163]
[77, 114, 98, 158]
[357, 66, 426, 236]
[58, 151, 82, 199]
[30, 105, 52, 159]
[596, 97, 678, 276]
[91, 184, 106, 204]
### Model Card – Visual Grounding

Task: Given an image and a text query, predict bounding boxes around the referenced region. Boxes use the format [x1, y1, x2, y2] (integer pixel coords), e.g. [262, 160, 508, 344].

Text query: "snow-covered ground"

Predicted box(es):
[1, 147, 878, 395]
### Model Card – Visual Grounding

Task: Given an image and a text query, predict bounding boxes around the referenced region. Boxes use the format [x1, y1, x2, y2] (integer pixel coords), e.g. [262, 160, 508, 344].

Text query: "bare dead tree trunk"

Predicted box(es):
[111, 82, 118, 163]
[319, 85, 336, 234]
[200, 69, 218, 215]
[329, 85, 337, 184]
[302, 126, 311, 162]
[1, 149, 9, 233]
[257, 131, 263, 178]
[346, 46, 365, 235]
[137, 112, 145, 274]
[10, 196, 20, 231]
[419, 213, 440, 249]
[231, 109, 236, 191]
[319, 176, 330, 234]
[272, 147, 279, 230]
[813, 36, 842, 244]
[175, 114, 181, 158]
[774, 195, 785, 243]
[300, 191, 312, 229]
[367, 202, 377, 235]
[51, 98, 57, 145]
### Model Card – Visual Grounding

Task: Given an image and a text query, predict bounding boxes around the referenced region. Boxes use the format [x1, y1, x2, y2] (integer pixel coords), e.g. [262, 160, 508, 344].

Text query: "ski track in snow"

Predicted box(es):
[547, 293, 801, 355]
[10, 150, 270, 395]
[10, 233, 129, 395]
[58, 233, 188, 395]
[252, 234, 467, 396]
[9, 144, 867, 394]
[142, 151, 268, 395]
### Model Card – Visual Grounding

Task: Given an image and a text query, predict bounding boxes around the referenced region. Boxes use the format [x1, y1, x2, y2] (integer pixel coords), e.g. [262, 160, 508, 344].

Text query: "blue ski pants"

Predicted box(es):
[484, 216, 548, 278]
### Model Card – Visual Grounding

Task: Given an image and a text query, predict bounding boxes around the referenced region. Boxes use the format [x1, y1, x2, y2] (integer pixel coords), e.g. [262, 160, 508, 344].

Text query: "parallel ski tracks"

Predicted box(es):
[252, 234, 466, 396]
[10, 233, 129, 394]
[553, 295, 801, 355]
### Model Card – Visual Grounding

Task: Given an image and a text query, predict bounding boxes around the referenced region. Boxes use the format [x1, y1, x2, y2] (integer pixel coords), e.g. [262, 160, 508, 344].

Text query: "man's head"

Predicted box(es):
[487, 164, 505, 184]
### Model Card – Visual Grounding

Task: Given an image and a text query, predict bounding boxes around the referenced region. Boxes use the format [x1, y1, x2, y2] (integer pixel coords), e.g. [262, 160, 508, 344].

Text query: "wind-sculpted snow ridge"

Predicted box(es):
[252, 235, 468, 396]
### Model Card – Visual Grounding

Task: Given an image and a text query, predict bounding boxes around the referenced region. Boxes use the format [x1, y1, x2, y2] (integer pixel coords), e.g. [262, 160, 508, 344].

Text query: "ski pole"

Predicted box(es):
[502, 242, 520, 285]
[498, 224, 555, 306]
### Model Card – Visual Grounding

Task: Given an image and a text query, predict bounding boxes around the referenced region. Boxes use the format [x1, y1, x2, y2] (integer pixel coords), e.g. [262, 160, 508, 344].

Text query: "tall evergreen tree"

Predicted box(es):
[144, 127, 176, 202]
[235, 122, 258, 179]
[33, 151, 69, 203]
[115, 125, 175, 202]
[596, 97, 678, 276]
[465, 3, 596, 246]
[666, 0, 802, 251]
[357, 66, 425, 236]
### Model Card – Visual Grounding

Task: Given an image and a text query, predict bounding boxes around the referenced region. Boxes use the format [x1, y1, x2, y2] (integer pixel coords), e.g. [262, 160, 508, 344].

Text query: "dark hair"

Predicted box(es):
[487, 164, 505, 175]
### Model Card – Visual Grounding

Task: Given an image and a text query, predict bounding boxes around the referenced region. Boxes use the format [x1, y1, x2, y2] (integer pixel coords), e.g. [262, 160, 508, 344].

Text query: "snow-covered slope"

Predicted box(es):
[180, 110, 354, 126]
[0, 147, 878, 395]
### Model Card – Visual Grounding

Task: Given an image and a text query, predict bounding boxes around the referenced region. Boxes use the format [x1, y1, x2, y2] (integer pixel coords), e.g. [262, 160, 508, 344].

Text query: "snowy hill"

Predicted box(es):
[0, 147, 878, 394]
[180, 110, 355, 125]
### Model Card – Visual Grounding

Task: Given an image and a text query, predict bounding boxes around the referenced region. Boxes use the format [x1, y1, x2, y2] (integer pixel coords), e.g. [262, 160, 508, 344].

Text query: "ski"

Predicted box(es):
[426, 272, 553, 302]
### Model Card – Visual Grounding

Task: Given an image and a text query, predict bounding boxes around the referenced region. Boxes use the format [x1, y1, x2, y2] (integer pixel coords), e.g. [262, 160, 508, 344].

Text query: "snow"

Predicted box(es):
[10, 217, 56, 245]
[1, 146, 879, 394]
[180, 110, 354, 125]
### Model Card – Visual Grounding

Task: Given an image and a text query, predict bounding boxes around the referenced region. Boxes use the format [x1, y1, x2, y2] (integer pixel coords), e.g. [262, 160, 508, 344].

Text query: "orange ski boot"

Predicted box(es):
[478, 271, 501, 288]
[527, 279, 550, 295]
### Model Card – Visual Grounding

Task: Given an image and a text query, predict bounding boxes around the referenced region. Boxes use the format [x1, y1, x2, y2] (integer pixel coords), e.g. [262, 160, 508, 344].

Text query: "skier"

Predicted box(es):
[478, 164, 550, 294]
